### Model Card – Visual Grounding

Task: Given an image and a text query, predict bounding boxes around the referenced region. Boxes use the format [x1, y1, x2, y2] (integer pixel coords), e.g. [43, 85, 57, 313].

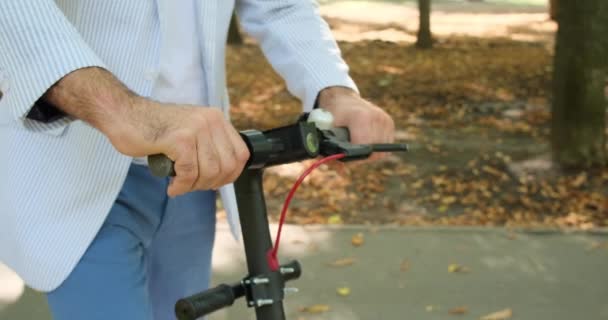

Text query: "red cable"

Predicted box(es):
[266, 153, 346, 271]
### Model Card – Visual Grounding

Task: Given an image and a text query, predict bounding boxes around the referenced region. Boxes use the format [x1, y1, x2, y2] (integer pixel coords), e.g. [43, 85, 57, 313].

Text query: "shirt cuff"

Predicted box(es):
[301, 76, 359, 113]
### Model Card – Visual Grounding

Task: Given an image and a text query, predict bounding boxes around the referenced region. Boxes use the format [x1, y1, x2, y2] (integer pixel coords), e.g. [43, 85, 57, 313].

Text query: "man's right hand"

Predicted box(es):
[105, 99, 250, 197]
[42, 67, 250, 197]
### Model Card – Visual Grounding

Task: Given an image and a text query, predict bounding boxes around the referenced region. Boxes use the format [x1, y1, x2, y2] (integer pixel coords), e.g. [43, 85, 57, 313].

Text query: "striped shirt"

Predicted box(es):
[0, 0, 357, 292]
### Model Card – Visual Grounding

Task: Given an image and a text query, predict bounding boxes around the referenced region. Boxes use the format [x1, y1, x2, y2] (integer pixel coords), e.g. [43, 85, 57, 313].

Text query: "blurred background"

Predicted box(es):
[225, 0, 606, 229]
[1, 0, 607, 319]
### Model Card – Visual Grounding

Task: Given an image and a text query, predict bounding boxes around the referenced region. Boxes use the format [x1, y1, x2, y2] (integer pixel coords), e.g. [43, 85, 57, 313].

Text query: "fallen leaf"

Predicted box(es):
[482, 165, 506, 179]
[448, 263, 470, 273]
[588, 242, 608, 250]
[441, 196, 457, 205]
[378, 65, 404, 75]
[411, 180, 424, 189]
[299, 304, 330, 314]
[400, 259, 410, 272]
[351, 233, 365, 247]
[377, 76, 393, 87]
[327, 257, 356, 267]
[327, 214, 343, 224]
[480, 308, 513, 320]
[336, 287, 351, 296]
[570, 173, 587, 188]
[449, 306, 469, 315]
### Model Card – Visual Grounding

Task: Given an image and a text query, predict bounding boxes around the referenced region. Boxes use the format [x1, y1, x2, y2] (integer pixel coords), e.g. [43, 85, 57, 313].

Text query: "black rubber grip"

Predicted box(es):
[148, 153, 175, 177]
[281, 260, 302, 282]
[175, 284, 236, 320]
[147, 126, 353, 178]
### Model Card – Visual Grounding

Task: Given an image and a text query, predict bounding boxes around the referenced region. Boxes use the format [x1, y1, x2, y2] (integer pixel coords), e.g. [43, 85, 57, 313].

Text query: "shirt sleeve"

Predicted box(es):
[235, 0, 359, 112]
[0, 0, 106, 134]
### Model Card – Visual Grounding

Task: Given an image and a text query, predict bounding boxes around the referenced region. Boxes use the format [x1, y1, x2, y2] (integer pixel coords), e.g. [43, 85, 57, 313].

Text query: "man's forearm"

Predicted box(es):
[41, 67, 137, 135]
[41, 67, 253, 196]
[317, 86, 359, 107]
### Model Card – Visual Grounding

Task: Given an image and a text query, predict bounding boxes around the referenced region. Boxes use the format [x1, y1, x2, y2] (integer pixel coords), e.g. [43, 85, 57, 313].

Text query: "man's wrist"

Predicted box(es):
[42, 67, 139, 135]
[316, 86, 359, 109]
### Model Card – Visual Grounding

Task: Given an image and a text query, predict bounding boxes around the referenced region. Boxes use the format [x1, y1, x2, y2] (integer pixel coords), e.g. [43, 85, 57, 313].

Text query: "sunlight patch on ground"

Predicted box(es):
[320, 1, 556, 43]
[211, 223, 334, 275]
[0, 263, 25, 306]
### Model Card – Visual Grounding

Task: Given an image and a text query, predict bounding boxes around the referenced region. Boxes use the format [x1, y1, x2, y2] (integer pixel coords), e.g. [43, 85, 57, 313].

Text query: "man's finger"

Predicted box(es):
[196, 128, 222, 190]
[208, 124, 238, 189]
[167, 135, 199, 197]
[224, 125, 250, 185]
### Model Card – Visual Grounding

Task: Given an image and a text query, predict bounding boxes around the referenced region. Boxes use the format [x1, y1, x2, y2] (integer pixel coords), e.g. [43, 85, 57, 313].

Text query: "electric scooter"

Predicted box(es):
[148, 109, 408, 320]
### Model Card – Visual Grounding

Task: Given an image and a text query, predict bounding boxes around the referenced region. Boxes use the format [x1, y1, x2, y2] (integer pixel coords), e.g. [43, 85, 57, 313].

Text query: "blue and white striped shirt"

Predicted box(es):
[0, 0, 357, 291]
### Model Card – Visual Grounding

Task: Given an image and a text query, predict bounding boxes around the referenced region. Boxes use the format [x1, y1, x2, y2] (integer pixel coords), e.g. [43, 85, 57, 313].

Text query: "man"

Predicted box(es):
[0, 1, 394, 319]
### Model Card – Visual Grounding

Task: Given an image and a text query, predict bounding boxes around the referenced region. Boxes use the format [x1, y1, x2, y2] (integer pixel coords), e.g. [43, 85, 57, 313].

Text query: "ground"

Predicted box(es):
[224, 0, 608, 229]
[3, 226, 608, 320]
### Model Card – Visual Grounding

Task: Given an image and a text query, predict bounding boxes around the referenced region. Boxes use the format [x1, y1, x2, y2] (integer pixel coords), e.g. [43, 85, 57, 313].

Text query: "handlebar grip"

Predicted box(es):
[175, 284, 236, 320]
[148, 154, 175, 177]
[281, 260, 302, 282]
[147, 127, 353, 178]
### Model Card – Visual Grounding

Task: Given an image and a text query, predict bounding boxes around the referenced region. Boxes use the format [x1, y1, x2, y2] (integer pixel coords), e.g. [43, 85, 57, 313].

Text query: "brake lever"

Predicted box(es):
[318, 128, 408, 161]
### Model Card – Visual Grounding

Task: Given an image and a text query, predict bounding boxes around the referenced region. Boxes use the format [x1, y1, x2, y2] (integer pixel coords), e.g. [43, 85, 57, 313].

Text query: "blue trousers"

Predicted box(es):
[46, 164, 216, 320]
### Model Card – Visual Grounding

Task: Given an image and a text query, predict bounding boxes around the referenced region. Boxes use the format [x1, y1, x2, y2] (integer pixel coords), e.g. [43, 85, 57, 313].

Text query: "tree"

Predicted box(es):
[551, 0, 608, 168]
[227, 13, 243, 45]
[549, 0, 559, 21]
[416, 0, 433, 49]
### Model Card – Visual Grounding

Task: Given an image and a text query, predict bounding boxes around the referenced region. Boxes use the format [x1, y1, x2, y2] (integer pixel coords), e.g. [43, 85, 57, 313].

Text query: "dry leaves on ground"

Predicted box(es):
[351, 233, 365, 247]
[400, 259, 410, 272]
[299, 304, 330, 314]
[449, 306, 469, 315]
[480, 308, 513, 320]
[448, 263, 471, 273]
[227, 37, 607, 229]
[327, 257, 356, 267]
[336, 287, 351, 297]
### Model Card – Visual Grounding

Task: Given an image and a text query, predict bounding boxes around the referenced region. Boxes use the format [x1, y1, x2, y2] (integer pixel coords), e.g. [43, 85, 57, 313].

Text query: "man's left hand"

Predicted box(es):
[317, 86, 395, 160]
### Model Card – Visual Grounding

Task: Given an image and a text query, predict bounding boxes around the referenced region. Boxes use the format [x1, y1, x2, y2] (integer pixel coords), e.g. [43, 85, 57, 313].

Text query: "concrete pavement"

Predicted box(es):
[1, 224, 607, 320]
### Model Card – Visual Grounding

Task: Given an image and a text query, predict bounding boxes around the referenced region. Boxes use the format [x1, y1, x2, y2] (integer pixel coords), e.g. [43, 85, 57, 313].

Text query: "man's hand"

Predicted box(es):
[317, 87, 395, 160]
[43, 67, 250, 197]
[104, 100, 250, 197]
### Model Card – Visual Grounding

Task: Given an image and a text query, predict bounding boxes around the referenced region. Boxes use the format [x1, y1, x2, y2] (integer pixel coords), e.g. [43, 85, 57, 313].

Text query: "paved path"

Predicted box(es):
[318, 0, 554, 43]
[2, 225, 607, 319]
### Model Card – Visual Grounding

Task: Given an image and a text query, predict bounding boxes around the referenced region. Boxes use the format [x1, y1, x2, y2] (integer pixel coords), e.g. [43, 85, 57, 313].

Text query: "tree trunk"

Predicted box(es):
[549, 0, 559, 21]
[551, 0, 608, 168]
[416, 0, 433, 49]
[227, 13, 243, 45]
